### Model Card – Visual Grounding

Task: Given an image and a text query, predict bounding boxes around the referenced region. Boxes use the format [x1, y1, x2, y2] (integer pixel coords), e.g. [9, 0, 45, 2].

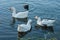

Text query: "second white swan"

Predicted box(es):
[10, 4, 29, 18]
[35, 16, 55, 26]
[17, 19, 32, 32]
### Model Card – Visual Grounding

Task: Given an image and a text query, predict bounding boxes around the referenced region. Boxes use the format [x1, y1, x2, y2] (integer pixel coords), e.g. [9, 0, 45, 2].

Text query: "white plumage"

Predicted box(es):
[10, 7, 28, 18]
[17, 19, 32, 32]
[35, 16, 55, 26]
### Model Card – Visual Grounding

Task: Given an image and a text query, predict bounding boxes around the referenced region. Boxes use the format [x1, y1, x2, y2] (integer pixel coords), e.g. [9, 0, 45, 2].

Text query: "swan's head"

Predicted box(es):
[35, 16, 38, 20]
[9, 7, 15, 11]
[24, 4, 29, 10]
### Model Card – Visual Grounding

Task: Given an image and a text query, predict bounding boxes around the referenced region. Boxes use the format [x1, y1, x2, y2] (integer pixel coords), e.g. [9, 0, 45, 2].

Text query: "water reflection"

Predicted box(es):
[16, 18, 28, 22]
[10, 17, 28, 25]
[35, 25, 54, 39]
[11, 17, 15, 25]
[17, 27, 32, 39]
[35, 25, 54, 32]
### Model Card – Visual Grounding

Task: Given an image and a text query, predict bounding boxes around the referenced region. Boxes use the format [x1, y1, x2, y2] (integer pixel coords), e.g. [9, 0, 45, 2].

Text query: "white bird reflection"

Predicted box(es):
[10, 17, 28, 25]
[35, 25, 54, 39]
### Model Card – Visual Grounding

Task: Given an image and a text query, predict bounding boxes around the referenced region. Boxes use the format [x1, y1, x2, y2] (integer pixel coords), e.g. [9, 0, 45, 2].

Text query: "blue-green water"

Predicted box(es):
[0, 0, 60, 40]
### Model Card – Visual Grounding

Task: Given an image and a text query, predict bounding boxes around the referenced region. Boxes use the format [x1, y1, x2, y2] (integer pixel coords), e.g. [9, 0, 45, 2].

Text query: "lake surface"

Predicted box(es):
[0, 0, 60, 40]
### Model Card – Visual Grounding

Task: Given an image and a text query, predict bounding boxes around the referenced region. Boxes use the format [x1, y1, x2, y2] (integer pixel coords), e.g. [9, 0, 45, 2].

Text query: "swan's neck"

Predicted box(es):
[12, 8, 16, 17]
[12, 8, 16, 14]
[37, 17, 41, 22]
[27, 20, 31, 25]
[37, 17, 42, 25]
[13, 10, 16, 13]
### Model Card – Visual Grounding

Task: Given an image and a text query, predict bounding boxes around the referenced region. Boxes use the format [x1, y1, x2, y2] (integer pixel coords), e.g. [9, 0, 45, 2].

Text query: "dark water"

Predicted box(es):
[0, 0, 60, 40]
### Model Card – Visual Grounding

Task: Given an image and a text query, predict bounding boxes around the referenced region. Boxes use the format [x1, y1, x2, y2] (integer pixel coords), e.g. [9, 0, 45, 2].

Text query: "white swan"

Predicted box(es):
[17, 19, 32, 32]
[35, 16, 55, 26]
[10, 4, 29, 18]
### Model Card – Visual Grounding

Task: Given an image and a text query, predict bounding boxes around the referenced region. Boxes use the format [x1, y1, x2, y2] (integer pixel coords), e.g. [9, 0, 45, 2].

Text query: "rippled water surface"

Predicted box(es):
[0, 0, 60, 40]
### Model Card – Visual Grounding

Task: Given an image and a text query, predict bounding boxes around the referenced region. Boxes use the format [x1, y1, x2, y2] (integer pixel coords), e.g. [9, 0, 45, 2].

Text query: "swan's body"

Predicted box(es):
[42, 19, 55, 26]
[35, 16, 55, 26]
[10, 7, 28, 18]
[17, 19, 32, 32]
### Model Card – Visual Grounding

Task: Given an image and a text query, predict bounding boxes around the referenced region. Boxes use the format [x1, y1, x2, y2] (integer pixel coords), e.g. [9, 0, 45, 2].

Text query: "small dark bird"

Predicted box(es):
[24, 4, 29, 10]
